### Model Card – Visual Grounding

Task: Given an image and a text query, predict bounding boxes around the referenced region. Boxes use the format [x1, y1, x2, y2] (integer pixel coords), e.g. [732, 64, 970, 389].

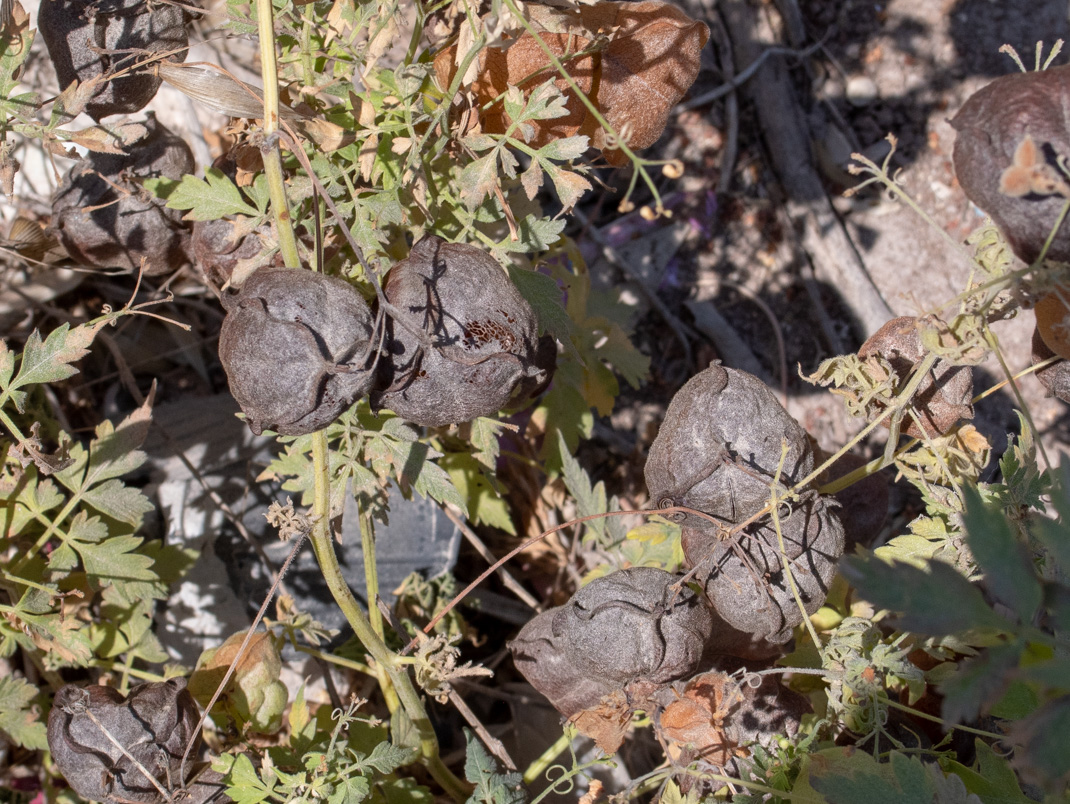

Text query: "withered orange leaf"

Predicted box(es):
[568, 689, 634, 754]
[434, 1, 709, 165]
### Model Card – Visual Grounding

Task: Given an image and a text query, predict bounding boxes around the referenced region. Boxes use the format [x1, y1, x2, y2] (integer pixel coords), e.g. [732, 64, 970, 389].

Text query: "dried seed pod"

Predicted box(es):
[857, 316, 974, 439]
[38, 0, 188, 121]
[951, 65, 1070, 264]
[51, 115, 194, 275]
[645, 365, 844, 648]
[192, 153, 277, 291]
[218, 268, 376, 435]
[645, 364, 815, 527]
[47, 679, 199, 803]
[508, 607, 619, 719]
[193, 216, 274, 291]
[557, 567, 712, 687]
[1032, 326, 1070, 402]
[681, 491, 845, 646]
[509, 568, 712, 718]
[1034, 284, 1070, 360]
[372, 235, 555, 426]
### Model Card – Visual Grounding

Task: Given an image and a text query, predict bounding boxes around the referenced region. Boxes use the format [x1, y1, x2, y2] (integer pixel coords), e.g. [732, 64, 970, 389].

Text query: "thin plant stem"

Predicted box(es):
[769, 442, 823, 650]
[308, 431, 471, 802]
[254, 0, 301, 269]
[361, 510, 384, 639]
[882, 698, 1006, 740]
[522, 730, 572, 785]
[499, 0, 664, 210]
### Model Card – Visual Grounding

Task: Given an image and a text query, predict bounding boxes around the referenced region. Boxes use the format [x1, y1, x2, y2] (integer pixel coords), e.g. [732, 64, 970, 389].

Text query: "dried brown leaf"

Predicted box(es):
[434, 0, 709, 165]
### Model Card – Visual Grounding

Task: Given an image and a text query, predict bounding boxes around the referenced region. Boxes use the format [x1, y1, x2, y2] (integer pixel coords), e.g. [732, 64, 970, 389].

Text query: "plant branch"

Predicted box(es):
[308, 431, 471, 802]
[254, 0, 301, 269]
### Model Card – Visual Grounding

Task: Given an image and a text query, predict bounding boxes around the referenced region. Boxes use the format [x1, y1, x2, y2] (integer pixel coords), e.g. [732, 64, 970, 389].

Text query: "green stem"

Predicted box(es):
[296, 645, 374, 676]
[309, 432, 470, 802]
[361, 510, 384, 639]
[254, 0, 301, 269]
[882, 698, 1006, 740]
[522, 730, 571, 785]
[800, 352, 940, 494]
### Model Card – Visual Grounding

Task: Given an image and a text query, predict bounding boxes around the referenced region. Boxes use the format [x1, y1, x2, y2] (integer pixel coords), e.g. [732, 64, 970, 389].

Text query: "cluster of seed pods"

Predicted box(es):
[510, 364, 845, 777]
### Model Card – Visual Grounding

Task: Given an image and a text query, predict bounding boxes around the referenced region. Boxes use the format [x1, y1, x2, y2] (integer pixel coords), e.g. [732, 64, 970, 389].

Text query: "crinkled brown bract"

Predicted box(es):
[645, 365, 844, 648]
[951, 64, 1070, 264]
[372, 235, 555, 426]
[51, 115, 193, 275]
[858, 316, 974, 439]
[47, 679, 199, 804]
[509, 567, 712, 718]
[39, 0, 188, 121]
[219, 268, 376, 436]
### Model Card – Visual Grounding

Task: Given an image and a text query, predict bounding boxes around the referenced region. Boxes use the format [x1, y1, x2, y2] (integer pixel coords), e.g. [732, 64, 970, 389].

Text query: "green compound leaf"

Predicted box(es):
[557, 429, 608, 543]
[941, 739, 1032, 804]
[9, 323, 96, 398]
[463, 729, 527, 804]
[808, 750, 939, 804]
[0, 675, 47, 750]
[840, 551, 1009, 636]
[216, 752, 276, 804]
[160, 167, 260, 221]
[939, 641, 1022, 725]
[962, 484, 1041, 623]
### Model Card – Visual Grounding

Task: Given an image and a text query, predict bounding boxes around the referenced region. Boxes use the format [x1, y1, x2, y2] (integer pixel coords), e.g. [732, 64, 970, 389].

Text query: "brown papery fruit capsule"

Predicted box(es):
[951, 65, 1070, 264]
[51, 115, 193, 276]
[39, 0, 188, 121]
[47, 679, 199, 803]
[373, 235, 555, 427]
[857, 316, 974, 439]
[218, 268, 376, 436]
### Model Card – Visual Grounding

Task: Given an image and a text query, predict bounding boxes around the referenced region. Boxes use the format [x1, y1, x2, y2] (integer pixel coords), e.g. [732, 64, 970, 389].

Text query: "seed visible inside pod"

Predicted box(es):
[39, 0, 189, 121]
[372, 235, 555, 427]
[218, 268, 377, 436]
[51, 114, 194, 276]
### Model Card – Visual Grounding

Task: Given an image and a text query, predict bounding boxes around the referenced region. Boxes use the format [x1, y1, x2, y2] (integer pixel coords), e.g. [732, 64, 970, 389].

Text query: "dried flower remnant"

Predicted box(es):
[218, 268, 376, 436]
[652, 671, 809, 790]
[952, 64, 1070, 263]
[373, 235, 555, 426]
[51, 115, 194, 276]
[433, 0, 709, 165]
[38, 0, 188, 121]
[645, 365, 845, 647]
[857, 316, 974, 439]
[47, 679, 199, 803]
